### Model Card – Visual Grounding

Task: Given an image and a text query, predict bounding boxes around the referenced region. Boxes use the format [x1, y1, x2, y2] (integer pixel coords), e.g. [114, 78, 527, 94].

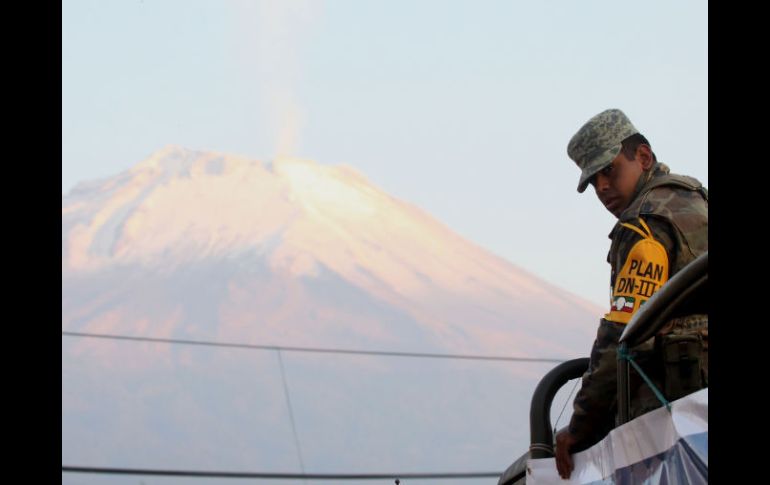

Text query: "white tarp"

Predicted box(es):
[526, 388, 708, 484]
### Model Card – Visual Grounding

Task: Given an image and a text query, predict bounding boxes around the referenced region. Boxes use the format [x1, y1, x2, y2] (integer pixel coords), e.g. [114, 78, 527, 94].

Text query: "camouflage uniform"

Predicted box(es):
[566, 163, 708, 447]
[564, 109, 708, 448]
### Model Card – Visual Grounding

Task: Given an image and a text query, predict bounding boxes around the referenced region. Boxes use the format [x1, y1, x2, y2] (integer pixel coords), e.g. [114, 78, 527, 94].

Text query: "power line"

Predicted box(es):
[277, 349, 306, 480]
[553, 378, 581, 435]
[61, 465, 502, 480]
[61, 331, 566, 363]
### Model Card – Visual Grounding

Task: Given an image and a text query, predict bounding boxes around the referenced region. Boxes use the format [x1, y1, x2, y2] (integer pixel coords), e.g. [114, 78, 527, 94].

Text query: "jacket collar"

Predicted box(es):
[607, 162, 670, 238]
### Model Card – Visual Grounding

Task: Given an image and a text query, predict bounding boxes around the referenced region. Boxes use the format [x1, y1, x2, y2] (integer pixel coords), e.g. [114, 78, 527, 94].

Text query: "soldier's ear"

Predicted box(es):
[637, 144, 654, 170]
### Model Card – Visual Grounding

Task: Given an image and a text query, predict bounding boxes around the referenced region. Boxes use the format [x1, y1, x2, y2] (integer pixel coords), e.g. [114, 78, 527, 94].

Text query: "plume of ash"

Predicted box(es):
[237, 0, 320, 158]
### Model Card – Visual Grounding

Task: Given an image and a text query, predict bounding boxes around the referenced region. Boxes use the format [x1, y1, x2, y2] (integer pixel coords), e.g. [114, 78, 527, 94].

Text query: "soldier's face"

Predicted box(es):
[590, 152, 644, 218]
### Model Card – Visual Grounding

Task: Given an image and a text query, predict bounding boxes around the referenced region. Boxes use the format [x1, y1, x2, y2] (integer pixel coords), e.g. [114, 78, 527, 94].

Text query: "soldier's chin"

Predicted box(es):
[604, 201, 623, 217]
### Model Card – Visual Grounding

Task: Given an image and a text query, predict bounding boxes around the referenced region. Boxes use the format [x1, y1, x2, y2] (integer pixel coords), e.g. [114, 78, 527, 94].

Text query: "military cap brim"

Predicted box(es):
[576, 143, 622, 193]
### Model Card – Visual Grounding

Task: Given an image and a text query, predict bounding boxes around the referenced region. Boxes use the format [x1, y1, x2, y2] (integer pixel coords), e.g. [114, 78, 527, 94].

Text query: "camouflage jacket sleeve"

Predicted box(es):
[566, 216, 676, 445]
[567, 318, 623, 444]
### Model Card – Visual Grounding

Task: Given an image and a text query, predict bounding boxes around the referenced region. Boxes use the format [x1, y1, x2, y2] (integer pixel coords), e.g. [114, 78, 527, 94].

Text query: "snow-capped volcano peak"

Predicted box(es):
[272, 155, 384, 219]
[62, 147, 433, 275]
[63, 146, 600, 358]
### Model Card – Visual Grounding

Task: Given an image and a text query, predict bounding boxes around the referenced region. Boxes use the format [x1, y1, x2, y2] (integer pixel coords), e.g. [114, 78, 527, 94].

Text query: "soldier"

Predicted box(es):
[554, 109, 708, 479]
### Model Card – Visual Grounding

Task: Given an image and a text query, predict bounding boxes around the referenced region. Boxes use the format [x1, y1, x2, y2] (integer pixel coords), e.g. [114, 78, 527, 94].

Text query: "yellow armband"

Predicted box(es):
[605, 218, 669, 324]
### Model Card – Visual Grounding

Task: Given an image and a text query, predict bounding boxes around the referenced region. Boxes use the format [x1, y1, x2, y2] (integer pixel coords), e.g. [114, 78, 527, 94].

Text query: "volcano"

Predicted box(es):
[62, 146, 601, 482]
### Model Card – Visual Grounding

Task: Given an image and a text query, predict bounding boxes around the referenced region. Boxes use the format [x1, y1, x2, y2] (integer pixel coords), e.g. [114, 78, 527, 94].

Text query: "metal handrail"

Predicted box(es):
[498, 358, 590, 485]
[529, 358, 591, 458]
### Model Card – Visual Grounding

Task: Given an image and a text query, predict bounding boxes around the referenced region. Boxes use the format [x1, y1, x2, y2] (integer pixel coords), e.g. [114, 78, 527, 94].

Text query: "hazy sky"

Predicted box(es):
[62, 0, 707, 309]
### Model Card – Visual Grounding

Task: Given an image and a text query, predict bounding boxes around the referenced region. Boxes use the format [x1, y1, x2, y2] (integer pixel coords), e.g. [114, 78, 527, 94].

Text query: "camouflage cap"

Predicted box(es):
[568, 109, 639, 193]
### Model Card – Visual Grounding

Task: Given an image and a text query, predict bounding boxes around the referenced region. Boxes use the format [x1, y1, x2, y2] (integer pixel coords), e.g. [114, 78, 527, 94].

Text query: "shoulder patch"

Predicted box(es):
[605, 220, 669, 324]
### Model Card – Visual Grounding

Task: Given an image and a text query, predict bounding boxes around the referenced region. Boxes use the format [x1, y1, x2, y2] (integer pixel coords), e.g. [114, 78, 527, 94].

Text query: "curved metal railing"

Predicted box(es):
[528, 358, 591, 459]
[497, 358, 589, 485]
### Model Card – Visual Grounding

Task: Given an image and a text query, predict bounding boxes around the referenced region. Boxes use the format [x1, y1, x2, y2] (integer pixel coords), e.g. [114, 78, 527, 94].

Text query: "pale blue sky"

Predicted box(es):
[62, 0, 708, 308]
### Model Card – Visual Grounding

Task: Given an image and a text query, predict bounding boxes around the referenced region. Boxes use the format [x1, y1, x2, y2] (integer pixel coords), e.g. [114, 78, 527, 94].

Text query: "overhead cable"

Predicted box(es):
[62, 331, 566, 363]
[62, 465, 502, 480]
